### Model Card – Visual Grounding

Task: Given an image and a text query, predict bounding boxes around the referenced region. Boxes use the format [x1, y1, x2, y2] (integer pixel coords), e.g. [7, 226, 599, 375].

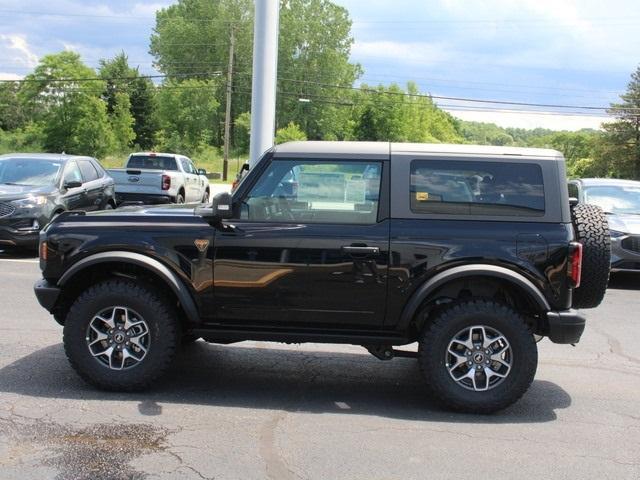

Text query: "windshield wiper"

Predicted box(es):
[1, 182, 29, 186]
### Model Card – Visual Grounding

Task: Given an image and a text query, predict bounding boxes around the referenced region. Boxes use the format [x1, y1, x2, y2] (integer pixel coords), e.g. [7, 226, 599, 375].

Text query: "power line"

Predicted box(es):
[4, 69, 637, 114]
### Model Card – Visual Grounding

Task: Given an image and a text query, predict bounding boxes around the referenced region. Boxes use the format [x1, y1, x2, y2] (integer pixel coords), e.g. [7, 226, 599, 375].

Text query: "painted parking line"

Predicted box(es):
[0, 258, 39, 263]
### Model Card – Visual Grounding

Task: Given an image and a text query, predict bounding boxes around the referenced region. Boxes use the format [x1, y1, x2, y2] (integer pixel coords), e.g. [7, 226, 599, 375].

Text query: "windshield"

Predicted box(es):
[584, 185, 640, 214]
[0, 158, 63, 187]
[127, 155, 178, 171]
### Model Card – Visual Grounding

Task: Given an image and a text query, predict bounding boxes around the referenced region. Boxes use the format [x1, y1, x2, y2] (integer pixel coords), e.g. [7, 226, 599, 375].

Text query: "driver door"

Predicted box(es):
[212, 158, 390, 330]
[60, 161, 88, 210]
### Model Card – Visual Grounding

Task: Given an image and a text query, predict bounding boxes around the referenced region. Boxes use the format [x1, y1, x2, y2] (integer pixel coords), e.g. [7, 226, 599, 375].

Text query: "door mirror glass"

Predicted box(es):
[198, 168, 207, 176]
[64, 180, 83, 189]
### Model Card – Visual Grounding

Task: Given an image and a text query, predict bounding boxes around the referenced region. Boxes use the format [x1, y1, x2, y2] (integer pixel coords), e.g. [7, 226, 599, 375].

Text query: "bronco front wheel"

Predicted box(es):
[418, 300, 538, 414]
[63, 279, 179, 391]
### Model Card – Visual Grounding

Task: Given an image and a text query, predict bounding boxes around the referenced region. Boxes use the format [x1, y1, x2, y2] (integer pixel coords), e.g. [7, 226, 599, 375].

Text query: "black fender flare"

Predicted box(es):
[398, 264, 550, 330]
[59, 251, 201, 324]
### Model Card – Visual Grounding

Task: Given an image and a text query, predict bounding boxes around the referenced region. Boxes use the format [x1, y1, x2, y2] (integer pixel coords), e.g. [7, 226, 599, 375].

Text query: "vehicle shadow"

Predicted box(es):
[0, 342, 571, 424]
[0, 247, 38, 259]
[608, 272, 640, 290]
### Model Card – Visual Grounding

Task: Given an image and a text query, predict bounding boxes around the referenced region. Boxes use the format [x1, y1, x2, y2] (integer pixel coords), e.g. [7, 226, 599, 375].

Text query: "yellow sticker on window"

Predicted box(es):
[416, 192, 429, 201]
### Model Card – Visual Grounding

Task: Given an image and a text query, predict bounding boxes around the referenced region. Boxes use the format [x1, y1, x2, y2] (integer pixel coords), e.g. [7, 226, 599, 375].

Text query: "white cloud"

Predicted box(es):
[0, 72, 23, 81]
[352, 40, 452, 66]
[0, 34, 39, 68]
[445, 108, 608, 131]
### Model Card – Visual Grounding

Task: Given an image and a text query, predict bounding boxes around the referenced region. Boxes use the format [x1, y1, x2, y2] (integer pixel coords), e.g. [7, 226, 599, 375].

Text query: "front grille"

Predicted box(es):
[621, 236, 640, 254]
[0, 203, 15, 218]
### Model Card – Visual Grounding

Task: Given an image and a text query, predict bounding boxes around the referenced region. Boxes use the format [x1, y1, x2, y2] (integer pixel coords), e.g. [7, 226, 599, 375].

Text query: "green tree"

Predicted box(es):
[18, 51, 114, 156]
[0, 82, 26, 131]
[99, 52, 158, 149]
[275, 122, 307, 144]
[149, 0, 360, 144]
[354, 83, 462, 143]
[530, 130, 598, 163]
[233, 111, 251, 151]
[155, 79, 220, 152]
[109, 92, 136, 152]
[601, 65, 640, 178]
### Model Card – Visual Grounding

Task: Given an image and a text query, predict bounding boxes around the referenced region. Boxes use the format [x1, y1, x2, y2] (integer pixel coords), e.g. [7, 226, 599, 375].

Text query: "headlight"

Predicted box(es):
[610, 230, 627, 238]
[11, 196, 48, 208]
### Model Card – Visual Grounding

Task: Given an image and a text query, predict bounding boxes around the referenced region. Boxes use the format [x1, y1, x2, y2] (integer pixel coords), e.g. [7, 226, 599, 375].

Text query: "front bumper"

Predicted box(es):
[34, 279, 61, 312]
[116, 192, 171, 205]
[0, 225, 40, 247]
[610, 235, 640, 272]
[546, 309, 586, 344]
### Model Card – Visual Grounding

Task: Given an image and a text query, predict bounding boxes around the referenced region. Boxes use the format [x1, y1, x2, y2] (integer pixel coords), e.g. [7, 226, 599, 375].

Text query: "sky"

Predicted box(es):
[1, 0, 639, 131]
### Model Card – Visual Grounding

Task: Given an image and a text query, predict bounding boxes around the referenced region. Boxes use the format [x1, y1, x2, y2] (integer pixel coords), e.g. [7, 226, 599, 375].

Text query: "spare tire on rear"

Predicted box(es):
[571, 203, 611, 309]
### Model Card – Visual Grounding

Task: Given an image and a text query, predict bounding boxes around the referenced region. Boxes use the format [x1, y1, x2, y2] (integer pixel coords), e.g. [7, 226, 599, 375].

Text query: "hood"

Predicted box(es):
[87, 203, 199, 217]
[0, 184, 56, 202]
[607, 213, 640, 235]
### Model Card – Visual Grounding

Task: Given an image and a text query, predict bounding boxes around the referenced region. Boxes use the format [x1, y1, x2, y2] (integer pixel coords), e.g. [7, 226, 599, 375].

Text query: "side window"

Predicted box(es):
[91, 159, 105, 178]
[568, 183, 579, 199]
[180, 158, 193, 174]
[188, 160, 197, 174]
[78, 160, 99, 182]
[241, 160, 382, 225]
[410, 160, 545, 216]
[63, 161, 83, 185]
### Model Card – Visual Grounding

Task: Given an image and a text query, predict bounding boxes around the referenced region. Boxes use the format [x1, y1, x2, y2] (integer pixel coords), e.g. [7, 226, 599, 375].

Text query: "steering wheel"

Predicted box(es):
[277, 196, 296, 221]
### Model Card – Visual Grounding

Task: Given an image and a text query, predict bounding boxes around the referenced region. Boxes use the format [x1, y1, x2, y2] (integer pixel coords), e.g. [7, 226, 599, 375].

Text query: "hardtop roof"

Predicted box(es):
[272, 141, 562, 160]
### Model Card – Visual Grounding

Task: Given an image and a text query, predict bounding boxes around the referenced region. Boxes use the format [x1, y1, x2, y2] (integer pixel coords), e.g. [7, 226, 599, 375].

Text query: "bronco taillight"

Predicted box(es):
[161, 174, 171, 191]
[568, 242, 583, 288]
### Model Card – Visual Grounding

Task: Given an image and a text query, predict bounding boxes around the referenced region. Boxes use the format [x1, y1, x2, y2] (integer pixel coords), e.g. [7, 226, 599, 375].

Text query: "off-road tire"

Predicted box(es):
[418, 300, 538, 414]
[63, 279, 179, 391]
[201, 190, 210, 204]
[176, 193, 185, 204]
[571, 203, 610, 309]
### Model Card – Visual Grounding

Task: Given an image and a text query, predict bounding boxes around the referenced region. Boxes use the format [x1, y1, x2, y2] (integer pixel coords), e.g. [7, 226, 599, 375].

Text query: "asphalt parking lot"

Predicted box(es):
[0, 249, 639, 480]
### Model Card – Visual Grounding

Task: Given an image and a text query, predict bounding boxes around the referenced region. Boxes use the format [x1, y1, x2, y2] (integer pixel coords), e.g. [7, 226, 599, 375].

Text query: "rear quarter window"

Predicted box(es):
[410, 160, 545, 216]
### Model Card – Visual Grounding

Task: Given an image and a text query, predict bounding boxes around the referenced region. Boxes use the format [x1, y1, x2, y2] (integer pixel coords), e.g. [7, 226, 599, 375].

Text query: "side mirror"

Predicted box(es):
[195, 191, 233, 223]
[198, 168, 207, 176]
[64, 180, 83, 189]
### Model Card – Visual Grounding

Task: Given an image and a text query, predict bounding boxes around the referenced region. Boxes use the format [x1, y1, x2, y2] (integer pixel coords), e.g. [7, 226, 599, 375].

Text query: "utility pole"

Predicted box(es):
[249, 0, 280, 168]
[222, 26, 235, 182]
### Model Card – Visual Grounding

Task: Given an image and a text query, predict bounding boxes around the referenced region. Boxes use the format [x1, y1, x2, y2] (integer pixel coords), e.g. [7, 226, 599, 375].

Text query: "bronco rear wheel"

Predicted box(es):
[63, 279, 178, 391]
[571, 203, 611, 309]
[418, 300, 537, 414]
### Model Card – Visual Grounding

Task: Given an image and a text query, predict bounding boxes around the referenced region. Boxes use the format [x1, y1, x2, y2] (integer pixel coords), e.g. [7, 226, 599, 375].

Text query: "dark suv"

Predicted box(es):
[33, 142, 610, 413]
[0, 153, 116, 249]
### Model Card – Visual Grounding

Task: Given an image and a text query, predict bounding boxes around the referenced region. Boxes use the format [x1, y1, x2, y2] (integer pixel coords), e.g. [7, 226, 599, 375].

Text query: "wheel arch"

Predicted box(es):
[399, 264, 550, 335]
[57, 251, 200, 325]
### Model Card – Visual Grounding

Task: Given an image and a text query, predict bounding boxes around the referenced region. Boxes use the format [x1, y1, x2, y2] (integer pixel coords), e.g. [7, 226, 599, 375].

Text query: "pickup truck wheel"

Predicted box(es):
[176, 193, 185, 204]
[418, 300, 537, 414]
[63, 279, 178, 391]
[201, 191, 209, 203]
[570, 203, 611, 309]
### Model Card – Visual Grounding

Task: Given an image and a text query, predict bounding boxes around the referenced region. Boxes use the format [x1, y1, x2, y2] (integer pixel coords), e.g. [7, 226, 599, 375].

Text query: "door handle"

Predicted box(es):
[341, 245, 380, 256]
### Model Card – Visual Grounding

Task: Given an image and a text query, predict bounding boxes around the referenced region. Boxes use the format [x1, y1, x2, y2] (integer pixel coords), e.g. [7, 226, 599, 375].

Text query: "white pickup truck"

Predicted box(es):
[108, 152, 210, 205]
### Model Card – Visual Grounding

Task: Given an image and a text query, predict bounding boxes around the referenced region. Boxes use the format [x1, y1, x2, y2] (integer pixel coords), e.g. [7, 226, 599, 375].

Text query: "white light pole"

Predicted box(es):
[249, 0, 280, 168]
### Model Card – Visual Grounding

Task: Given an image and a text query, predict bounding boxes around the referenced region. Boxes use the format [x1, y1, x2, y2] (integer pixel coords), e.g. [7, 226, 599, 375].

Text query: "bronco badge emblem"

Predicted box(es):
[194, 239, 209, 252]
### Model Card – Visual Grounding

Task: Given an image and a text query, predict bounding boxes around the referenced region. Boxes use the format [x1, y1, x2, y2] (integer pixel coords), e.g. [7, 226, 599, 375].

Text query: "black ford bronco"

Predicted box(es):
[34, 142, 611, 413]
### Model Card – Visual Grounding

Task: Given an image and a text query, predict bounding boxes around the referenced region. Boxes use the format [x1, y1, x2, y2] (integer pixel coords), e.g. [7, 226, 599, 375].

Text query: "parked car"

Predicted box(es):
[34, 142, 611, 413]
[569, 178, 640, 272]
[0, 153, 115, 249]
[108, 152, 210, 205]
